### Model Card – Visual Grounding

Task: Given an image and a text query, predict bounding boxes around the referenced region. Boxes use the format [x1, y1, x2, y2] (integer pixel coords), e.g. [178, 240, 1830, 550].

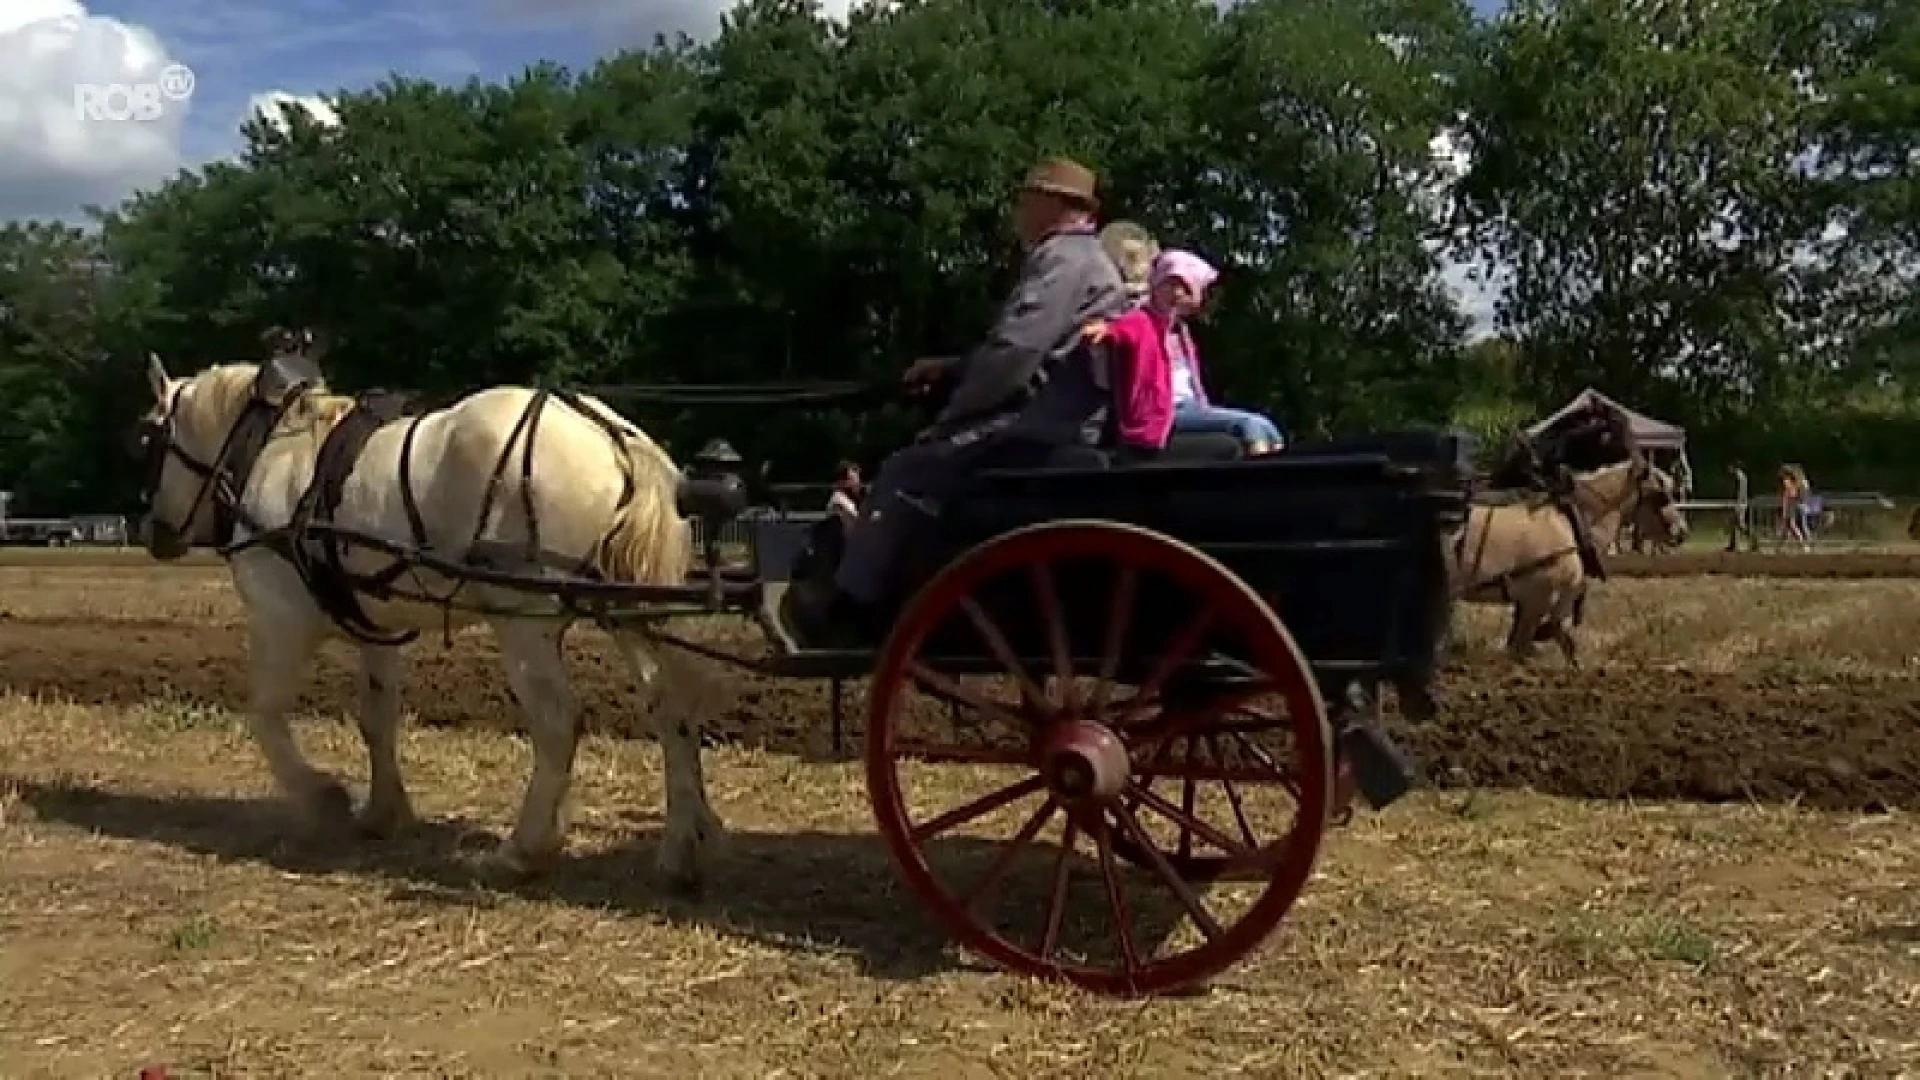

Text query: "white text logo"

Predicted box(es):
[74, 63, 195, 122]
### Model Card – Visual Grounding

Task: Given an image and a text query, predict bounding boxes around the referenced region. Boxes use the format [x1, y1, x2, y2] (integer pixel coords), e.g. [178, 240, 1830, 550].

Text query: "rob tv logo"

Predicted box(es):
[73, 63, 195, 122]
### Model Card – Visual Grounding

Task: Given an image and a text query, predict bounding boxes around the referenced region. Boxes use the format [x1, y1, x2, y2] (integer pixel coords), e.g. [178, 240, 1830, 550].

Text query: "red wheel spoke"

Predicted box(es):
[1039, 818, 1079, 961]
[1116, 605, 1216, 729]
[892, 742, 1033, 767]
[1127, 682, 1270, 760]
[908, 662, 1028, 730]
[958, 597, 1050, 712]
[1133, 761, 1300, 785]
[1094, 688, 1160, 723]
[1110, 802, 1224, 941]
[1090, 815, 1142, 979]
[959, 798, 1059, 914]
[1028, 562, 1078, 710]
[1205, 734, 1263, 848]
[1130, 782, 1257, 860]
[1091, 566, 1138, 715]
[1177, 738, 1199, 861]
[1226, 730, 1296, 791]
[911, 775, 1047, 843]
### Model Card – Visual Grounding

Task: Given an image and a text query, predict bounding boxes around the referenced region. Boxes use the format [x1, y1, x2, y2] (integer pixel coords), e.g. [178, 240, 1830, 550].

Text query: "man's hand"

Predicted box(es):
[1080, 319, 1113, 344]
[902, 355, 956, 394]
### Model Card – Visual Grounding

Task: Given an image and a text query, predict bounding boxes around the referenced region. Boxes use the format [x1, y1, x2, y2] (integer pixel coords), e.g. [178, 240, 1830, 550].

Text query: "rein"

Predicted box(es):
[580, 381, 893, 408]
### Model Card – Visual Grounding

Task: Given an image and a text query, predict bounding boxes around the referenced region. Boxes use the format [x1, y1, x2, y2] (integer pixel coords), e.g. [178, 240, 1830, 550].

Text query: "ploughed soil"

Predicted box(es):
[3, 606, 1917, 810]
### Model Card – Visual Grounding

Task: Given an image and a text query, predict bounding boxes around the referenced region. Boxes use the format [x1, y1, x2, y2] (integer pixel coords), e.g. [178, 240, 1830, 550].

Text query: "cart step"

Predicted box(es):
[1337, 721, 1418, 810]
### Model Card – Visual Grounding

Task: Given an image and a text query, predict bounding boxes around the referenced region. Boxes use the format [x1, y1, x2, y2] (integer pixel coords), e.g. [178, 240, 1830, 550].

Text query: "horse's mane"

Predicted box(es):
[189, 362, 356, 434]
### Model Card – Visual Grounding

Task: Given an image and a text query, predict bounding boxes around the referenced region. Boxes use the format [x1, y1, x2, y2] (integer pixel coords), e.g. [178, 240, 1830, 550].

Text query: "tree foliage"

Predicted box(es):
[0, 0, 1911, 513]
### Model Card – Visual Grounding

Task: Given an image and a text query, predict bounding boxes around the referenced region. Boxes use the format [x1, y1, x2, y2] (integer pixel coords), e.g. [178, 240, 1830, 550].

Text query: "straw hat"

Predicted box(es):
[1021, 157, 1100, 208]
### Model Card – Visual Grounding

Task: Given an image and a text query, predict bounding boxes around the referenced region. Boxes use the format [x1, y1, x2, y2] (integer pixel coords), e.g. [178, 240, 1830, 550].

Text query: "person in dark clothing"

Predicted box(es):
[786, 157, 1131, 644]
[1725, 460, 1755, 552]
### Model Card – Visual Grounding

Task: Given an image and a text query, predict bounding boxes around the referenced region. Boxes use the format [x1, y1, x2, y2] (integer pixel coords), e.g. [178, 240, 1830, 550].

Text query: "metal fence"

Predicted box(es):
[689, 508, 827, 552]
[1676, 492, 1898, 548]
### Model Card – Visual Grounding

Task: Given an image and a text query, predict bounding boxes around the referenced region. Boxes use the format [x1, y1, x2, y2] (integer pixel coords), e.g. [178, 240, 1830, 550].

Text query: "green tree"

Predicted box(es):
[1201, 0, 1474, 433]
[1457, 0, 1840, 414]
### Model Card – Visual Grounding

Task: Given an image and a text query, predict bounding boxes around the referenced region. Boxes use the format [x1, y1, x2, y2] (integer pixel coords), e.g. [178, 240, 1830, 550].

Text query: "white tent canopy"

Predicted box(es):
[1526, 388, 1687, 452]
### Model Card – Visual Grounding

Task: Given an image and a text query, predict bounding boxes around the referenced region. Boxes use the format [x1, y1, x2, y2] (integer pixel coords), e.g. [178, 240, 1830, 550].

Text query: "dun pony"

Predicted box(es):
[1447, 458, 1684, 666]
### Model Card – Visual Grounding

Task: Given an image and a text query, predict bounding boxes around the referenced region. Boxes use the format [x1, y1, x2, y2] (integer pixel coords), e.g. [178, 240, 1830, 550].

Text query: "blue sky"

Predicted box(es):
[93, 0, 1509, 168]
[86, 0, 600, 164]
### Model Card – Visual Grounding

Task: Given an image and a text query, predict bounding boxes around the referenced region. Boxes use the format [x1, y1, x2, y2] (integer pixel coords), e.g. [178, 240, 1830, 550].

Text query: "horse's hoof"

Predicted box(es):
[480, 839, 559, 883]
[659, 865, 706, 899]
[302, 780, 355, 832]
[354, 802, 418, 841]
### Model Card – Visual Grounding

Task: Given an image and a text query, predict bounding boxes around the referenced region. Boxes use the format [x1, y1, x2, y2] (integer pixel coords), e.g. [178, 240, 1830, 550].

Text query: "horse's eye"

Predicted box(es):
[125, 420, 161, 460]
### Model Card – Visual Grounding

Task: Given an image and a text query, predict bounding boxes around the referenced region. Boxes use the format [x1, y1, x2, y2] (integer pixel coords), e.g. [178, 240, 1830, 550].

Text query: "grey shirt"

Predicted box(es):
[936, 227, 1129, 433]
[1731, 467, 1748, 508]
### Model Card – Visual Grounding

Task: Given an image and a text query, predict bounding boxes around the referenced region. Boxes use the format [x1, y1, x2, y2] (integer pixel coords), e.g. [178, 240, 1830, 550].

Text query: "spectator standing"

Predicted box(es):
[1725, 461, 1755, 552]
[1779, 463, 1812, 552]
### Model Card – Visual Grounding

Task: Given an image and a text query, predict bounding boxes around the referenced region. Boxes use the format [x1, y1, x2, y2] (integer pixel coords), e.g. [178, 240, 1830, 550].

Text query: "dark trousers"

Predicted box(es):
[1726, 504, 1755, 551]
[834, 417, 1021, 605]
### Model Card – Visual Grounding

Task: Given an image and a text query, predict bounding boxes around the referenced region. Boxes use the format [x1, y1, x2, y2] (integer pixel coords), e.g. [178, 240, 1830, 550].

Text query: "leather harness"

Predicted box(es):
[146, 370, 636, 646]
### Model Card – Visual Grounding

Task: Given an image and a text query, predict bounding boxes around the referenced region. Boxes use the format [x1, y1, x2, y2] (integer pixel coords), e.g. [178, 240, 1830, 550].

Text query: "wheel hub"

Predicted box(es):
[1041, 720, 1130, 804]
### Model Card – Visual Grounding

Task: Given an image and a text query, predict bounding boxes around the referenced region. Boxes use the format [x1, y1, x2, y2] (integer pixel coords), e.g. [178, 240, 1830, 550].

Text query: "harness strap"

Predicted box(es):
[210, 386, 653, 643]
[282, 392, 423, 647]
[396, 415, 430, 551]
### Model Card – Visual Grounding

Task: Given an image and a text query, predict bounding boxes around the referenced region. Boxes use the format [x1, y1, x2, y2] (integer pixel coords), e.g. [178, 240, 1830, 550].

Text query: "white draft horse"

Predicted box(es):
[134, 352, 720, 888]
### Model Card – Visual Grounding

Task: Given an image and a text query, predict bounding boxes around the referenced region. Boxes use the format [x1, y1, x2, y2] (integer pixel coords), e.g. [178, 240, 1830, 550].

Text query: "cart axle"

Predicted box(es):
[1041, 720, 1131, 803]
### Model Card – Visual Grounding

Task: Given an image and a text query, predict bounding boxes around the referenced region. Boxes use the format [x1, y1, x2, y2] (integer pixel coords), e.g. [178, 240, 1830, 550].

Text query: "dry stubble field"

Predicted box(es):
[2, 549, 1919, 1077]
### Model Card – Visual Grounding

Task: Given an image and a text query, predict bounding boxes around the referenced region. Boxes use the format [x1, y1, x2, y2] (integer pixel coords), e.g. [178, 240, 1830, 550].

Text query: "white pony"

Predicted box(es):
[135, 353, 720, 889]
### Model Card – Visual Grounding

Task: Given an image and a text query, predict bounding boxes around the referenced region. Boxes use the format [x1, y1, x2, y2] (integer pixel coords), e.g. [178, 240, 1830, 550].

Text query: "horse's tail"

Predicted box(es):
[572, 397, 692, 587]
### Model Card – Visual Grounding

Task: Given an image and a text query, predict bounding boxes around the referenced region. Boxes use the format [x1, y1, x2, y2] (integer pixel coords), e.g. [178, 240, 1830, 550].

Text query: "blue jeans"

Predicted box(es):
[1173, 401, 1284, 446]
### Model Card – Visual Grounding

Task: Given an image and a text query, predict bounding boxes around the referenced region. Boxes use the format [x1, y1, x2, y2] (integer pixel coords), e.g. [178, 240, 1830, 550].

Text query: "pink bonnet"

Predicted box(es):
[1149, 249, 1220, 300]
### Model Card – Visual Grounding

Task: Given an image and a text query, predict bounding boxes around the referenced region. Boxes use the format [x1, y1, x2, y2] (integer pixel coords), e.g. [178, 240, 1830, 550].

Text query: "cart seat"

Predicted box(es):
[975, 431, 1245, 484]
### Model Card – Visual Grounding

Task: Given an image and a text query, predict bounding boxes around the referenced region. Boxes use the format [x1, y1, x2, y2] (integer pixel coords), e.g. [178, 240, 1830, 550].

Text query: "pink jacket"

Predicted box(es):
[1103, 307, 1205, 450]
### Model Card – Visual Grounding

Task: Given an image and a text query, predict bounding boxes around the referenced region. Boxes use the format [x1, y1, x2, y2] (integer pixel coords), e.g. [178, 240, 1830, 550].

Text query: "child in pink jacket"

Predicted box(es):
[1091, 249, 1284, 457]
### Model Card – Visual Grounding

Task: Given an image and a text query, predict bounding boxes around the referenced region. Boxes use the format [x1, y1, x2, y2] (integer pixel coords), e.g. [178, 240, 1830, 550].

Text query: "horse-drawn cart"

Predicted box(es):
[643, 429, 1472, 994]
[135, 357, 1473, 998]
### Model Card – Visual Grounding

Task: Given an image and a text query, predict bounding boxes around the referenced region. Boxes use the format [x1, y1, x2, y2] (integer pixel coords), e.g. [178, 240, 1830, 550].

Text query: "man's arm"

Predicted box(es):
[939, 242, 1083, 422]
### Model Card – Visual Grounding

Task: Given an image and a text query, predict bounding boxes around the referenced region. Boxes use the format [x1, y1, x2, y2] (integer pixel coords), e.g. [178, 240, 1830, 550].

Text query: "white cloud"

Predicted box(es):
[247, 90, 341, 134]
[0, 0, 190, 220]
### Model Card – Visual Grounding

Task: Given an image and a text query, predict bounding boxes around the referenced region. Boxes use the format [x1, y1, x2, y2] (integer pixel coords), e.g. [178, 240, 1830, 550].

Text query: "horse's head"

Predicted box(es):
[129, 351, 324, 559]
[1576, 457, 1685, 548]
[1636, 464, 1688, 548]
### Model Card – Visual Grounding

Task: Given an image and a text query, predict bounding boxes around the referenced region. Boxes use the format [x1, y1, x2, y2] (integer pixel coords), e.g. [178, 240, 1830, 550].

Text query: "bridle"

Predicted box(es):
[134, 377, 313, 550]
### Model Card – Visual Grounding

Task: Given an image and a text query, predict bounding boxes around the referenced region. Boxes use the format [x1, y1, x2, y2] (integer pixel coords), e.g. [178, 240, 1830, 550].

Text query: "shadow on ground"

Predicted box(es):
[13, 777, 1199, 987]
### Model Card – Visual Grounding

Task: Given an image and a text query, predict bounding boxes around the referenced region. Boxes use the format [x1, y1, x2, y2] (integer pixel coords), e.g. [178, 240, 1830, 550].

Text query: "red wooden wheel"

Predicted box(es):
[865, 520, 1331, 996]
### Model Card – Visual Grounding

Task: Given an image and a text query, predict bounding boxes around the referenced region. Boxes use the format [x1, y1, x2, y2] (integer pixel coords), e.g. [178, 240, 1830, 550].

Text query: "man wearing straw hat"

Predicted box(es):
[788, 156, 1130, 642]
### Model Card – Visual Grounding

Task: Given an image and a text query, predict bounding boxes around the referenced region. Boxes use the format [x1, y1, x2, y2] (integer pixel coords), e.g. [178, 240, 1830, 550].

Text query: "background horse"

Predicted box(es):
[135, 353, 720, 888]
[1583, 463, 1688, 555]
[1448, 457, 1682, 666]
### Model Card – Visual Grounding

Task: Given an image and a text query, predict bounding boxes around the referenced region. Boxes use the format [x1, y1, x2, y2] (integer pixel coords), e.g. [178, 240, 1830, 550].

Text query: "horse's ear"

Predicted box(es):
[146, 353, 171, 401]
[255, 350, 324, 402]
